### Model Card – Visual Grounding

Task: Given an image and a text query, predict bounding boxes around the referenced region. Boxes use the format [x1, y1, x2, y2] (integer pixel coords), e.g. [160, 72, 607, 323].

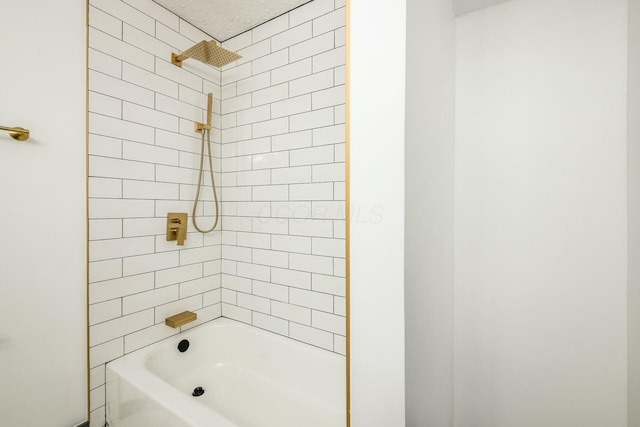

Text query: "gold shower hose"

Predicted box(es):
[192, 127, 219, 233]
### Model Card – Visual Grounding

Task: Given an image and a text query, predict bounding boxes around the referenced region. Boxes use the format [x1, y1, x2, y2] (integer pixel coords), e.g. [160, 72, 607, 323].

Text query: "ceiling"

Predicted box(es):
[452, 0, 512, 16]
[154, 0, 310, 41]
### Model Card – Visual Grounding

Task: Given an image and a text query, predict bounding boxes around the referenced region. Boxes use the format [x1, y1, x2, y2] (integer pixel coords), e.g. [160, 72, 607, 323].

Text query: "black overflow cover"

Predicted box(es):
[177, 339, 190, 353]
[192, 386, 205, 397]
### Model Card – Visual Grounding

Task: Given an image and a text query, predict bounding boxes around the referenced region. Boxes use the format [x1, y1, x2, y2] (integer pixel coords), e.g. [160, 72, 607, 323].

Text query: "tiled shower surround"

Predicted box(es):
[87, 0, 345, 423]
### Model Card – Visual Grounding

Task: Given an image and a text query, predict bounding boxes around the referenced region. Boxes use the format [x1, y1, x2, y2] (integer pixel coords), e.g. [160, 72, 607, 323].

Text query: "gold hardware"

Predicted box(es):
[165, 311, 197, 328]
[194, 93, 214, 134]
[166, 212, 188, 245]
[0, 125, 29, 141]
[171, 40, 242, 68]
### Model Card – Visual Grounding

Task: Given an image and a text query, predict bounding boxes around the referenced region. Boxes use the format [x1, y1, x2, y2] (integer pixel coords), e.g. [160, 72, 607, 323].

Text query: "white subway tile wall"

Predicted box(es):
[88, 0, 222, 423]
[219, 0, 346, 353]
[88, 0, 345, 424]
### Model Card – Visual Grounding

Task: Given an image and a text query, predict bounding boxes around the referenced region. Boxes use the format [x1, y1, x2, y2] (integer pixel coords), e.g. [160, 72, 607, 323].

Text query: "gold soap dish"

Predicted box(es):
[165, 311, 197, 328]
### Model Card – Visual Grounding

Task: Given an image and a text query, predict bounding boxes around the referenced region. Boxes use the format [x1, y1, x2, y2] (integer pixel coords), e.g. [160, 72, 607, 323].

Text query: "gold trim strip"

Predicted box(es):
[345, 0, 351, 425]
[84, 0, 90, 420]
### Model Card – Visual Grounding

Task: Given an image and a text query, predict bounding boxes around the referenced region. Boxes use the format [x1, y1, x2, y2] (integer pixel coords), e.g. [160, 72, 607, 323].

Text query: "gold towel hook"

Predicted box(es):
[0, 125, 29, 141]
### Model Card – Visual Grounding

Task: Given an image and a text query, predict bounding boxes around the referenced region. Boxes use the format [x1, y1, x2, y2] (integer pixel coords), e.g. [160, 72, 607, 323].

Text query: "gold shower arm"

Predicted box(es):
[0, 125, 29, 141]
[171, 52, 188, 67]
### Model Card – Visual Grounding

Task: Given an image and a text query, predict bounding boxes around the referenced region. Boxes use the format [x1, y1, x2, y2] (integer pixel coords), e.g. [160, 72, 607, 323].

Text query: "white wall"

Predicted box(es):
[629, 0, 640, 424]
[455, 0, 628, 426]
[0, 0, 87, 426]
[404, 0, 455, 426]
[350, 0, 406, 425]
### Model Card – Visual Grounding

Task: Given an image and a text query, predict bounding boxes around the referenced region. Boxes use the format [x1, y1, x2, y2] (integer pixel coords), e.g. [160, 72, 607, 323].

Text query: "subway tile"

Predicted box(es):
[124, 0, 179, 31]
[90, 386, 105, 412]
[334, 64, 345, 85]
[312, 45, 346, 73]
[90, 27, 154, 71]
[89, 299, 122, 326]
[237, 73, 271, 96]
[223, 216, 252, 232]
[252, 151, 289, 170]
[289, 253, 334, 275]
[290, 32, 334, 63]
[180, 246, 219, 265]
[252, 217, 289, 235]
[272, 301, 311, 325]
[252, 83, 288, 107]
[271, 201, 312, 219]
[122, 251, 179, 276]
[334, 296, 346, 316]
[237, 293, 270, 314]
[203, 289, 221, 306]
[222, 31, 252, 52]
[224, 245, 252, 263]
[89, 177, 122, 199]
[272, 130, 312, 151]
[271, 95, 312, 119]
[91, 0, 154, 35]
[289, 322, 333, 351]
[290, 70, 333, 97]
[122, 63, 179, 98]
[179, 18, 211, 43]
[123, 102, 178, 132]
[312, 86, 345, 109]
[289, 218, 334, 238]
[89, 258, 122, 283]
[155, 58, 203, 91]
[179, 85, 208, 108]
[89, 219, 123, 241]
[180, 275, 220, 298]
[312, 310, 345, 335]
[222, 274, 252, 293]
[289, 182, 334, 201]
[90, 408, 106, 426]
[335, 104, 345, 124]
[155, 94, 203, 122]
[237, 232, 271, 249]
[312, 162, 345, 182]
[156, 129, 200, 154]
[237, 107, 271, 127]
[312, 237, 345, 257]
[333, 219, 346, 238]
[122, 285, 178, 315]
[236, 169, 271, 186]
[90, 70, 154, 108]
[222, 186, 252, 202]
[222, 63, 252, 86]
[334, 142, 346, 162]
[289, 0, 334, 27]
[252, 14, 289, 43]
[222, 94, 252, 114]
[156, 22, 193, 51]
[122, 217, 165, 237]
[182, 304, 222, 330]
[89, 198, 155, 219]
[271, 58, 312, 85]
[123, 24, 173, 58]
[90, 309, 154, 346]
[271, 267, 311, 289]
[290, 107, 334, 132]
[237, 262, 270, 281]
[154, 295, 203, 324]
[223, 125, 252, 144]
[334, 258, 346, 277]
[252, 249, 289, 268]
[253, 117, 289, 138]
[89, 365, 106, 390]
[122, 180, 178, 200]
[236, 201, 271, 217]
[124, 322, 179, 353]
[272, 22, 312, 51]
[155, 264, 203, 288]
[237, 39, 271, 65]
[334, 182, 345, 200]
[272, 166, 312, 185]
[253, 185, 288, 201]
[312, 201, 346, 220]
[89, 337, 123, 368]
[252, 50, 289, 75]
[122, 141, 179, 166]
[90, 156, 154, 180]
[225, 290, 238, 308]
[312, 8, 345, 36]
[156, 165, 199, 184]
[334, 335, 346, 355]
[312, 273, 345, 297]
[89, 48, 122, 78]
[252, 281, 289, 302]
[89, 236, 154, 262]
[290, 145, 334, 166]
[89, 134, 122, 158]
[313, 124, 345, 146]
[90, 113, 155, 144]
[221, 303, 252, 324]
[290, 288, 334, 313]
[89, 91, 122, 118]
[252, 312, 288, 335]
[272, 234, 312, 254]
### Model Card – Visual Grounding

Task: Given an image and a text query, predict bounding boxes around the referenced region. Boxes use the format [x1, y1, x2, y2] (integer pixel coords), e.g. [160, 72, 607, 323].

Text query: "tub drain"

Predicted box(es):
[192, 386, 205, 397]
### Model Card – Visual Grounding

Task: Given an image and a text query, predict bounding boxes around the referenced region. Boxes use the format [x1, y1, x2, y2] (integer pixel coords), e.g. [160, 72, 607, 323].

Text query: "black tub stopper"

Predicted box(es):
[192, 386, 205, 397]
[177, 339, 190, 353]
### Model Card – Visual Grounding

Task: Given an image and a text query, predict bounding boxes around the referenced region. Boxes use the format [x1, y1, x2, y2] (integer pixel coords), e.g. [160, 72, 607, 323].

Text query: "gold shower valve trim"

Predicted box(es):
[171, 40, 242, 68]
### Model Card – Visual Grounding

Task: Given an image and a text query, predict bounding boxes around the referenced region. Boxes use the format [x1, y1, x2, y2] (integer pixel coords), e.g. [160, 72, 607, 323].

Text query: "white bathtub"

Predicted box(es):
[105, 318, 346, 427]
